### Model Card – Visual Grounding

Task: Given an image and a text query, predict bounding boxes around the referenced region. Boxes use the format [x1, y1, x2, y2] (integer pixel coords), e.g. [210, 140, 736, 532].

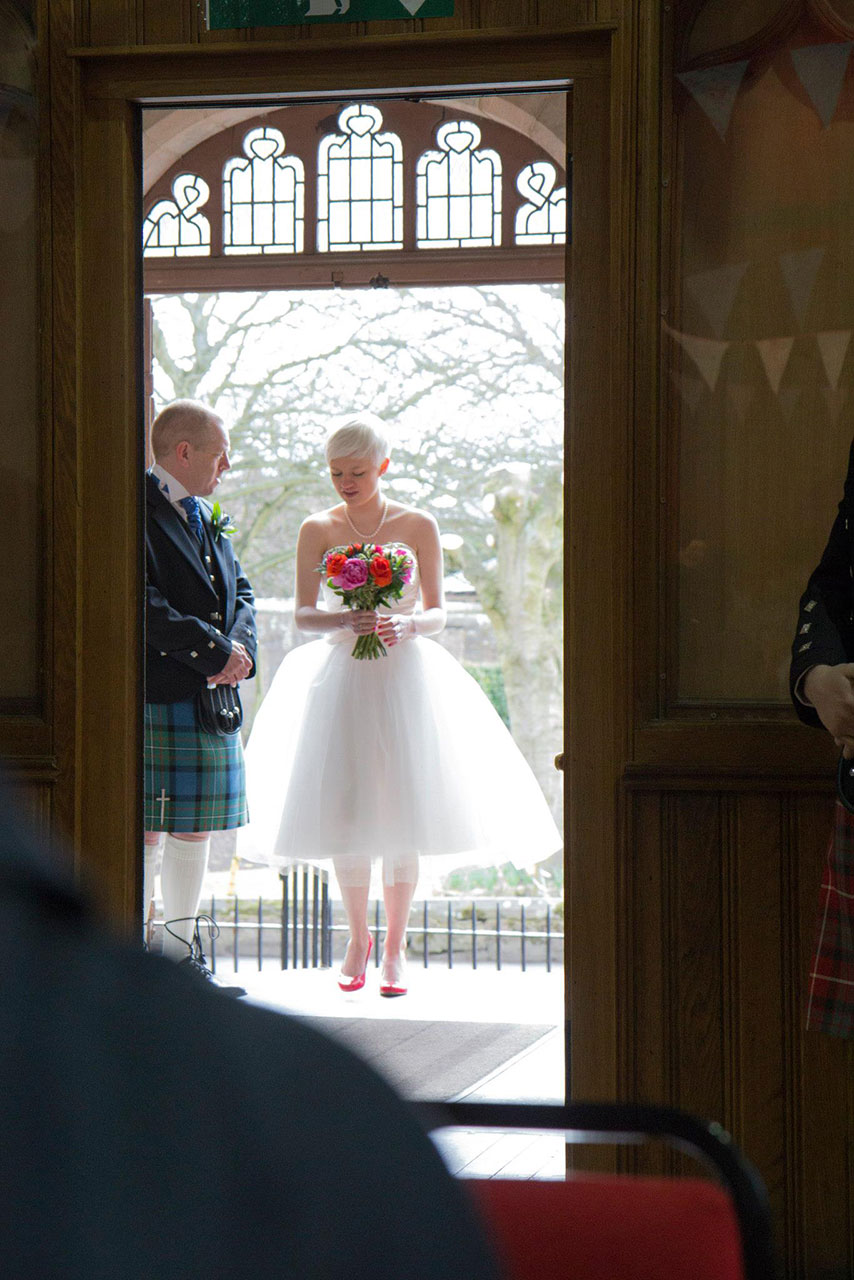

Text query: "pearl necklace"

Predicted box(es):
[344, 498, 388, 543]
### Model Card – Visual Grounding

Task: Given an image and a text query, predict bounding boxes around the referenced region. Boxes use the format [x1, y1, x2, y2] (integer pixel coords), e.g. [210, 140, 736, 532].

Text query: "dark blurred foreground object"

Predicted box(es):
[419, 1101, 777, 1280]
[0, 800, 499, 1280]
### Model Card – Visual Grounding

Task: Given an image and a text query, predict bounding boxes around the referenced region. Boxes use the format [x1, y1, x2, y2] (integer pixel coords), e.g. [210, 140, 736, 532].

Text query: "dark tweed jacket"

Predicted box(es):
[145, 471, 257, 703]
[790, 438, 854, 729]
[0, 787, 500, 1280]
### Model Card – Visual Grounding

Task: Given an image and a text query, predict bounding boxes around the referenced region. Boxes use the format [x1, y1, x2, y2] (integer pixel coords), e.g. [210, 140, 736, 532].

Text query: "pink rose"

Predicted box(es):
[333, 557, 369, 589]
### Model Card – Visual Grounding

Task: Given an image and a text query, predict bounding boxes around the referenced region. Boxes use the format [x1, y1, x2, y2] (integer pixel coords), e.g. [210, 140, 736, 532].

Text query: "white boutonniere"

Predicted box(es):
[211, 501, 238, 542]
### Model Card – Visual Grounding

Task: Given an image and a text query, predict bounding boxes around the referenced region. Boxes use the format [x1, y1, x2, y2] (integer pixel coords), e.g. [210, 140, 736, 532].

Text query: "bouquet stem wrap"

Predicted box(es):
[321, 542, 415, 660]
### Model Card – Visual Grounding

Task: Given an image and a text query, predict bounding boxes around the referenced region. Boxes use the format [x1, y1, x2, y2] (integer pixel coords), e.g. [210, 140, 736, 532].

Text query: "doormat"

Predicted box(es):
[301, 1017, 553, 1100]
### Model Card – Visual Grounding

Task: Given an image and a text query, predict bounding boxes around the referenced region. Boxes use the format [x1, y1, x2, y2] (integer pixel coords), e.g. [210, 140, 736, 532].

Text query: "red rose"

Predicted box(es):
[325, 552, 347, 578]
[369, 556, 392, 587]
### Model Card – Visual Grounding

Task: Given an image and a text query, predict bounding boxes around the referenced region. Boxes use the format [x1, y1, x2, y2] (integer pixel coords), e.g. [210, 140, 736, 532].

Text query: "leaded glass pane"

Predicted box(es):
[316, 104, 403, 253]
[222, 127, 305, 256]
[416, 121, 502, 249]
[515, 162, 567, 246]
[143, 174, 211, 258]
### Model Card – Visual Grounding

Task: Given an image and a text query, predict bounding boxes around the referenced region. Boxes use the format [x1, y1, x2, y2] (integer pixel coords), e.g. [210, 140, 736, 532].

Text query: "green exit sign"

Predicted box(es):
[207, 0, 454, 26]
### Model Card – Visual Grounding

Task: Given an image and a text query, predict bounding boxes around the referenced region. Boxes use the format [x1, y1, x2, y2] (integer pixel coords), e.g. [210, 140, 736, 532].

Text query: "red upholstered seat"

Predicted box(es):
[466, 1174, 744, 1280]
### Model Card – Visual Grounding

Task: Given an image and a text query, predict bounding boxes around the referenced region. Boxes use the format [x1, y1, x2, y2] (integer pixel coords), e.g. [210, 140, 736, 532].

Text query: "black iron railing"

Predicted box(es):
[152, 863, 563, 975]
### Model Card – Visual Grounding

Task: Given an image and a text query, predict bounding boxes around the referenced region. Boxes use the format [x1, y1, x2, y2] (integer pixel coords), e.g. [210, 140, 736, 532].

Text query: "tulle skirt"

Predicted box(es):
[237, 633, 562, 880]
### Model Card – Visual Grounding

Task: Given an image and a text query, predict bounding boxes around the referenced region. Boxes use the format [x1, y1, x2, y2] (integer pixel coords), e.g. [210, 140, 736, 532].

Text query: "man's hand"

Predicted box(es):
[804, 662, 854, 756]
[209, 641, 252, 686]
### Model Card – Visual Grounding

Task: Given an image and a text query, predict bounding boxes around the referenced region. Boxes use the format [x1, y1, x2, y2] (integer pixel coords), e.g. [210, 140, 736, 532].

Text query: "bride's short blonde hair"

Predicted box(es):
[325, 414, 391, 466]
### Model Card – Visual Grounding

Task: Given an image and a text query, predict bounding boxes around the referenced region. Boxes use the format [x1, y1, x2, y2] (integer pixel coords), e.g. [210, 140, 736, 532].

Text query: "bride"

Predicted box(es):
[238, 414, 562, 996]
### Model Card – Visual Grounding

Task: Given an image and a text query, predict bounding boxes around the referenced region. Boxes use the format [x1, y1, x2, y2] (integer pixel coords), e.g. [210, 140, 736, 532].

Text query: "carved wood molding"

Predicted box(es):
[621, 763, 835, 791]
[0, 755, 60, 781]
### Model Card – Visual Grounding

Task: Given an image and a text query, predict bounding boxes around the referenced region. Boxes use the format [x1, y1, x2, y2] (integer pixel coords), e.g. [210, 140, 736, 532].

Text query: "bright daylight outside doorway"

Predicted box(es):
[142, 92, 567, 1115]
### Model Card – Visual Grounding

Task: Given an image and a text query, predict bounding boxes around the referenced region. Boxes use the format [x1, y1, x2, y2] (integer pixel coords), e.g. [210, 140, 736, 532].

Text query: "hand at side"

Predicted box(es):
[804, 662, 854, 756]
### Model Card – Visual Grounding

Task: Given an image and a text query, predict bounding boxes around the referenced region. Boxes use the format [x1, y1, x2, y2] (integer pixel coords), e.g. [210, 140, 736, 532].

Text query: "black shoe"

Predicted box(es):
[178, 951, 247, 998]
[165, 914, 247, 998]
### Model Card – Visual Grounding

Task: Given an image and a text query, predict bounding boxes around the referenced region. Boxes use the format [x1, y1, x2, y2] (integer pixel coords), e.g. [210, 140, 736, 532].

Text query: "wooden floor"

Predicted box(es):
[432, 1024, 567, 1179]
[238, 966, 567, 1180]
[434, 1124, 566, 1180]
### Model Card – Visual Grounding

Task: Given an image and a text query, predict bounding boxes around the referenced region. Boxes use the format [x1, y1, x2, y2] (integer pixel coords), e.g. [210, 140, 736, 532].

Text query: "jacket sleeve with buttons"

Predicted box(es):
[790, 438, 854, 728]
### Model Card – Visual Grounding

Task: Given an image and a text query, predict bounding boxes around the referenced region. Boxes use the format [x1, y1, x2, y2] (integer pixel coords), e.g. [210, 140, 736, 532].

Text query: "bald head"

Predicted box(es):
[150, 400, 232, 498]
[150, 400, 223, 461]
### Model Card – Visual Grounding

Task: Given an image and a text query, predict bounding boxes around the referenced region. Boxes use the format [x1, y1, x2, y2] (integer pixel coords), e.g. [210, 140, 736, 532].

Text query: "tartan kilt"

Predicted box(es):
[806, 801, 854, 1039]
[144, 699, 248, 833]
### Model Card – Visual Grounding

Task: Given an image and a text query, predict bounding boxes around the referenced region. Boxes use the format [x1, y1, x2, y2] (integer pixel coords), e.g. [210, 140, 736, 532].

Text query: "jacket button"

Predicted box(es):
[190, 650, 198, 658]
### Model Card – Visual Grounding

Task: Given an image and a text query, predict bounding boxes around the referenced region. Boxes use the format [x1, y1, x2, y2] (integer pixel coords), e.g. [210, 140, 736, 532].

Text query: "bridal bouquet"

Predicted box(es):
[321, 543, 415, 659]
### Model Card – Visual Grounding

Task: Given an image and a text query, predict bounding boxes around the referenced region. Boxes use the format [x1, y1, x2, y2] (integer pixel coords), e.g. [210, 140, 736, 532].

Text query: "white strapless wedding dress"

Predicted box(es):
[237, 546, 562, 878]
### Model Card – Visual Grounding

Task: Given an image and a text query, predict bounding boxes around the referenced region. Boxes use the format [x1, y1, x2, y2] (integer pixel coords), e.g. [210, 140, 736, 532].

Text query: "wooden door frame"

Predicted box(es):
[72, 22, 631, 1103]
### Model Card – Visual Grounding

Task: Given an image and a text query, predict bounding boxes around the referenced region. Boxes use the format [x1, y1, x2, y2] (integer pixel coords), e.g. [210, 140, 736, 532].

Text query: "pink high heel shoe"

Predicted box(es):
[337, 935, 372, 993]
[379, 948, 407, 998]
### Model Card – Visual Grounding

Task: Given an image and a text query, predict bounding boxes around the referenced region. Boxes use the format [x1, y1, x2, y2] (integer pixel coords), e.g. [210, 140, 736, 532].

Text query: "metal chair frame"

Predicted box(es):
[415, 1100, 777, 1280]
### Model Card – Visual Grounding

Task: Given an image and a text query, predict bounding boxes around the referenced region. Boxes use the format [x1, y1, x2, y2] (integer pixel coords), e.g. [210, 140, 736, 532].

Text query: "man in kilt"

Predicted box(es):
[790, 437, 854, 1040]
[145, 400, 256, 989]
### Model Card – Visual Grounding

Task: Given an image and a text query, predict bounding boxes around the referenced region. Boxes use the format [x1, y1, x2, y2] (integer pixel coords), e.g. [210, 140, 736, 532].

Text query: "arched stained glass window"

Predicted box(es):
[317, 104, 403, 252]
[142, 100, 568, 290]
[515, 162, 567, 245]
[143, 174, 211, 257]
[223, 127, 305, 255]
[416, 121, 502, 249]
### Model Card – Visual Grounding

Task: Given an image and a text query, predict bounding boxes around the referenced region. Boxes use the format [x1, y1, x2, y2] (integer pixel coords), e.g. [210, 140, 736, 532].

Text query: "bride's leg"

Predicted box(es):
[381, 855, 419, 984]
[333, 856, 372, 979]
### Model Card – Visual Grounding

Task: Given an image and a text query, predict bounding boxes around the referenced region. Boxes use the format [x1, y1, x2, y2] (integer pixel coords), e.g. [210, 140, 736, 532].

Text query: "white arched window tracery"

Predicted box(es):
[142, 173, 211, 257]
[415, 120, 502, 249]
[316, 104, 403, 252]
[515, 162, 567, 246]
[142, 103, 568, 272]
[222, 127, 305, 255]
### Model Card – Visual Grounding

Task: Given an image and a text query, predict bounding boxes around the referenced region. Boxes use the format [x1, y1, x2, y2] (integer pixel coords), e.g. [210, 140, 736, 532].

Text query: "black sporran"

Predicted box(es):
[838, 749, 854, 814]
[196, 683, 243, 737]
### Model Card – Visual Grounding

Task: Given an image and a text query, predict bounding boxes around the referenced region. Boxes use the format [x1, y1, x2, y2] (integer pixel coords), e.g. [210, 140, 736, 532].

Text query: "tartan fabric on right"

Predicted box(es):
[806, 801, 854, 1039]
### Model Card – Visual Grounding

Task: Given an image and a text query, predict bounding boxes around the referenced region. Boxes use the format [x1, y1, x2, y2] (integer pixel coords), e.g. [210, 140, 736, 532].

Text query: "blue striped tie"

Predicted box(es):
[179, 495, 204, 544]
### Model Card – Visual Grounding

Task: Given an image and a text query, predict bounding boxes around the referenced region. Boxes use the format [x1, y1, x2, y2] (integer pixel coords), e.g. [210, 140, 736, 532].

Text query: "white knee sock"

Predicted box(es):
[382, 852, 419, 887]
[160, 835, 211, 960]
[333, 854, 373, 889]
[142, 836, 163, 940]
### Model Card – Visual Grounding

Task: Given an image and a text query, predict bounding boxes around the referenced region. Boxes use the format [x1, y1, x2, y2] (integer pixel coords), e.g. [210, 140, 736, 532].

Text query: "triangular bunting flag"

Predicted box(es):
[791, 42, 853, 128]
[664, 323, 728, 389]
[756, 336, 795, 393]
[677, 60, 749, 140]
[816, 330, 851, 389]
[778, 386, 801, 423]
[685, 262, 748, 337]
[399, 0, 427, 11]
[779, 247, 824, 329]
[670, 368, 706, 414]
[823, 387, 847, 424]
[726, 384, 753, 425]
